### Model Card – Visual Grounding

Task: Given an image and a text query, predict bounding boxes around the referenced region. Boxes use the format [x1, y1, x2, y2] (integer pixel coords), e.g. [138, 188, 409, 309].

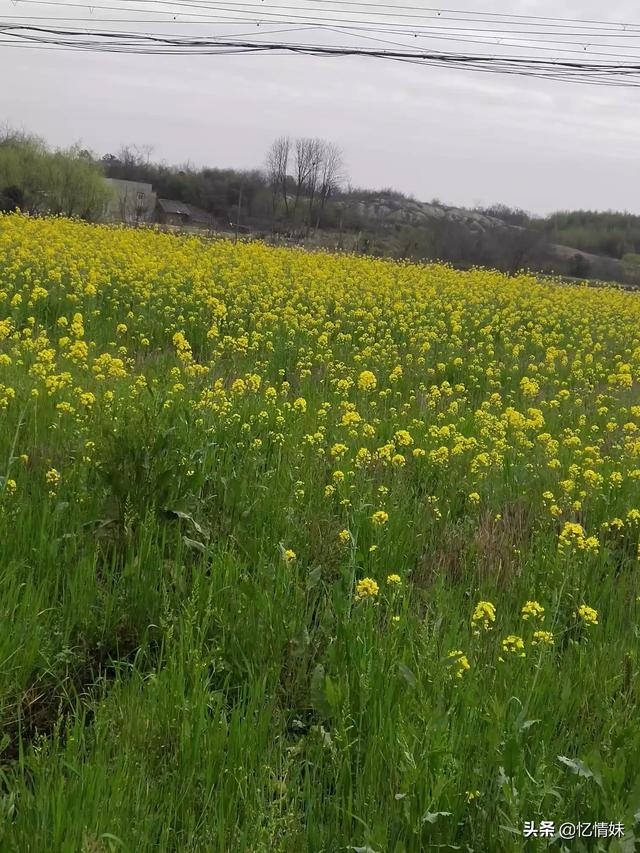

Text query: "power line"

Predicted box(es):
[90, 0, 640, 29]
[3, 2, 640, 87]
[9, 10, 640, 44]
[3, 30, 639, 87]
[10, 0, 640, 35]
[6, 42, 640, 88]
[5, 23, 640, 69]
[238, 0, 640, 30]
[8, 5, 640, 61]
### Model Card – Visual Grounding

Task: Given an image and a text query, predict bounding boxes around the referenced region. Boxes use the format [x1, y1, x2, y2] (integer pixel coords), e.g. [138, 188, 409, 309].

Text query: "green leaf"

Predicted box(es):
[99, 834, 125, 850]
[164, 509, 209, 538]
[398, 662, 417, 690]
[310, 664, 332, 718]
[616, 833, 638, 853]
[498, 825, 521, 837]
[422, 811, 452, 824]
[306, 565, 322, 590]
[290, 626, 310, 657]
[557, 755, 602, 786]
[323, 673, 341, 714]
[314, 724, 336, 755]
[183, 536, 206, 553]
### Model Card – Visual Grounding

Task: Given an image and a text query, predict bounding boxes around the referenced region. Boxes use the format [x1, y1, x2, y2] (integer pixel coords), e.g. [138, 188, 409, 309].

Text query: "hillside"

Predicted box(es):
[2, 129, 638, 286]
[304, 193, 633, 285]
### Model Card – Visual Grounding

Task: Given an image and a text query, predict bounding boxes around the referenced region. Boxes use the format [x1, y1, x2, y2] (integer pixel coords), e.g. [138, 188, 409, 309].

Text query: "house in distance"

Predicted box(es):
[156, 198, 214, 230]
[105, 178, 157, 224]
[104, 179, 214, 231]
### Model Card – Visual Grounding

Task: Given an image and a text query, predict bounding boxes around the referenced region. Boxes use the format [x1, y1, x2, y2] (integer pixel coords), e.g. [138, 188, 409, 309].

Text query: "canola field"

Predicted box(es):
[1, 214, 640, 851]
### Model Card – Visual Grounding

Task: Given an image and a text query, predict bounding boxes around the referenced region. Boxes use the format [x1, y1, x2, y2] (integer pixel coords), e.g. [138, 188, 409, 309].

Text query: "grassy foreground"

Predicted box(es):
[1, 215, 640, 851]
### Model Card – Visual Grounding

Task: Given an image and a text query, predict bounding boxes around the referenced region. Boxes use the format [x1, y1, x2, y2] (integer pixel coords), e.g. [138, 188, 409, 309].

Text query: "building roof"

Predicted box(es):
[157, 198, 192, 216]
[185, 203, 213, 224]
[106, 178, 154, 194]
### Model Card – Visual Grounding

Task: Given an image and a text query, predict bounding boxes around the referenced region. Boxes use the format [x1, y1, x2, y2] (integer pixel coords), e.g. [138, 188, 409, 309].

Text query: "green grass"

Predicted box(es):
[1, 215, 640, 851]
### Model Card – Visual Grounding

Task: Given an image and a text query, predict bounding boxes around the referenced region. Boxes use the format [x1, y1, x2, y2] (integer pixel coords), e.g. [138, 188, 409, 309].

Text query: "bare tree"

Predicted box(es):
[117, 143, 153, 167]
[293, 137, 322, 214]
[316, 142, 345, 229]
[266, 136, 290, 217]
[113, 144, 154, 185]
[304, 139, 325, 233]
[267, 136, 346, 231]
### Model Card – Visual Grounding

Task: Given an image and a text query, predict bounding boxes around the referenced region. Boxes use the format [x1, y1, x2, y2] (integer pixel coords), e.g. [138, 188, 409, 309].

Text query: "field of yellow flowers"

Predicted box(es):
[1, 214, 640, 851]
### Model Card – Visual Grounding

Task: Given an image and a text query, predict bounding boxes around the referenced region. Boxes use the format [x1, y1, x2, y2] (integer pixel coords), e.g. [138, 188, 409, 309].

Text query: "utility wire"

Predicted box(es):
[5, 23, 640, 68]
[3, 2, 640, 87]
[10, 0, 640, 35]
[8, 6, 640, 59]
[3, 32, 640, 86]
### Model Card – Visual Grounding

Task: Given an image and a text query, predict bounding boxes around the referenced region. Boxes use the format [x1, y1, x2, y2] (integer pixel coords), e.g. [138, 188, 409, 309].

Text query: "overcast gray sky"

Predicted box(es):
[1, 0, 638, 214]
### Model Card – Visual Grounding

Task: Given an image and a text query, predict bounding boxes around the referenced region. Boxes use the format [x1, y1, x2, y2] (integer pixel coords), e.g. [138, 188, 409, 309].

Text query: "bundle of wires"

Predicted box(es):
[2, 1, 640, 86]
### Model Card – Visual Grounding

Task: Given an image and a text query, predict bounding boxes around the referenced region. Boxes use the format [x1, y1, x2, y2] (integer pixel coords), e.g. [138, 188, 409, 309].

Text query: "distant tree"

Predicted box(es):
[315, 142, 346, 229]
[293, 138, 321, 214]
[103, 144, 155, 184]
[303, 139, 324, 232]
[476, 203, 532, 227]
[0, 130, 109, 220]
[43, 145, 111, 219]
[568, 253, 591, 279]
[489, 226, 543, 274]
[0, 184, 24, 212]
[541, 210, 640, 260]
[0, 130, 48, 212]
[280, 137, 347, 232]
[266, 136, 291, 217]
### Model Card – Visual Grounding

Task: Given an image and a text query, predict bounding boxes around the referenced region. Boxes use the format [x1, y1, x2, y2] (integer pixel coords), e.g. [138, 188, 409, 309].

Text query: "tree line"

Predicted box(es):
[0, 129, 110, 219]
[475, 204, 640, 262]
[265, 136, 345, 232]
[1, 128, 639, 285]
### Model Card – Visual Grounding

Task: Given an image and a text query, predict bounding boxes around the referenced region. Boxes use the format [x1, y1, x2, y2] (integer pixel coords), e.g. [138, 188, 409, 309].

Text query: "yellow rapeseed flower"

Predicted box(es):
[357, 370, 377, 391]
[531, 630, 554, 647]
[501, 635, 526, 658]
[521, 601, 545, 621]
[471, 600, 496, 632]
[448, 650, 471, 678]
[575, 604, 599, 626]
[355, 577, 379, 601]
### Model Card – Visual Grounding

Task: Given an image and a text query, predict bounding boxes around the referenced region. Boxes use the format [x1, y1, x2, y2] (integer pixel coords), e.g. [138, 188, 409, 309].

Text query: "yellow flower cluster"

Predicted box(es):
[501, 635, 526, 658]
[521, 600, 545, 621]
[355, 577, 379, 601]
[471, 601, 496, 632]
[531, 630, 555, 647]
[575, 604, 599, 626]
[357, 370, 377, 391]
[371, 511, 389, 526]
[558, 522, 599, 555]
[1, 215, 639, 667]
[448, 650, 471, 679]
